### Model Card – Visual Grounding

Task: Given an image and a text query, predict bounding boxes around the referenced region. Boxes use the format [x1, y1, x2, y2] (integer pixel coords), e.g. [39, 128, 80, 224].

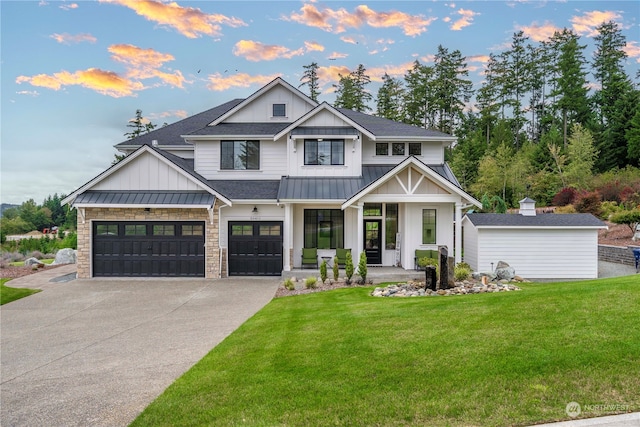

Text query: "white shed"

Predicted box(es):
[462, 198, 607, 279]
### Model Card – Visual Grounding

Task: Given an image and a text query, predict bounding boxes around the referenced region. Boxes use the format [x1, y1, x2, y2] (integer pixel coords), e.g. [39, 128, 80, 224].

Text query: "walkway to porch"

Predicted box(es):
[282, 266, 426, 283]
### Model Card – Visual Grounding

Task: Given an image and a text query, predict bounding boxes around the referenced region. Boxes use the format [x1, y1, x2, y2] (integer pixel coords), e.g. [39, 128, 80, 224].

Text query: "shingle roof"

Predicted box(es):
[336, 108, 454, 138]
[207, 180, 281, 199]
[74, 191, 214, 206]
[188, 122, 291, 136]
[465, 213, 606, 228]
[115, 99, 244, 148]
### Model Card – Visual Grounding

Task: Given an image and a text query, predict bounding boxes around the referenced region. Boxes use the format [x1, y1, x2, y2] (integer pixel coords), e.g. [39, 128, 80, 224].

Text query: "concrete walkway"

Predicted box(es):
[1, 268, 280, 427]
[529, 412, 640, 427]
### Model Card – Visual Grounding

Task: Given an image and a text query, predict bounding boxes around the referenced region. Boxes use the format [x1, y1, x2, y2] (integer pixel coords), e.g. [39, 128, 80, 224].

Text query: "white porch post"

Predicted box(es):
[356, 202, 364, 258]
[283, 203, 292, 271]
[455, 202, 463, 264]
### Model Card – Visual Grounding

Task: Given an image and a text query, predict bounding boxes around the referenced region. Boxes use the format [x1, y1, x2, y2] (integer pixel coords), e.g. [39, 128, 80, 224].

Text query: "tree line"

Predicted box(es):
[0, 194, 77, 242]
[300, 21, 640, 209]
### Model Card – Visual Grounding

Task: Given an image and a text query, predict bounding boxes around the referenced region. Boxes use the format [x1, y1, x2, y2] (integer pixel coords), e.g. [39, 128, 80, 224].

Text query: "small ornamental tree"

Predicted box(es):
[610, 209, 640, 235]
[320, 260, 328, 284]
[357, 252, 368, 284]
[332, 256, 340, 281]
[344, 251, 354, 285]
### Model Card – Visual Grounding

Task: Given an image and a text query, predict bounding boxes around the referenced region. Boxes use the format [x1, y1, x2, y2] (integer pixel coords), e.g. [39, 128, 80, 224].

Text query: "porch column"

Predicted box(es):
[356, 202, 364, 258]
[455, 202, 463, 264]
[283, 203, 292, 271]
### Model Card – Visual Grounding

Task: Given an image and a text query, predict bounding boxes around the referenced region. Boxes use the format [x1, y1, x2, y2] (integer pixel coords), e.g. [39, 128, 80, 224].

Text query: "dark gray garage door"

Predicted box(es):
[228, 222, 283, 276]
[93, 221, 205, 277]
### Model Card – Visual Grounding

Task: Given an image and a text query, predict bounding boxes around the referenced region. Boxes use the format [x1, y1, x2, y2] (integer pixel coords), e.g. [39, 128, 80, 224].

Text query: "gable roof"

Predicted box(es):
[464, 213, 607, 228]
[274, 102, 375, 141]
[209, 77, 318, 126]
[186, 122, 291, 138]
[341, 156, 481, 209]
[62, 145, 231, 207]
[114, 98, 243, 150]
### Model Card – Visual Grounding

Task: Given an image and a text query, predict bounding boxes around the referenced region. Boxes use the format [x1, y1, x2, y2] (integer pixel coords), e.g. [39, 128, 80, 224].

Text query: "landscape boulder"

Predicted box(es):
[494, 261, 516, 281]
[52, 248, 77, 265]
[24, 257, 44, 267]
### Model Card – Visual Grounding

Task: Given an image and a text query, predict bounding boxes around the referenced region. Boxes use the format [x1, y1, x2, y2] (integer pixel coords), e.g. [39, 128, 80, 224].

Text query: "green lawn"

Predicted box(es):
[132, 277, 639, 427]
[0, 278, 41, 305]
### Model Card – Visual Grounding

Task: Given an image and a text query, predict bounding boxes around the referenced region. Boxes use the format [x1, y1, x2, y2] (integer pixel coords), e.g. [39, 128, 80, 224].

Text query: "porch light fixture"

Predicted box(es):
[252, 206, 258, 213]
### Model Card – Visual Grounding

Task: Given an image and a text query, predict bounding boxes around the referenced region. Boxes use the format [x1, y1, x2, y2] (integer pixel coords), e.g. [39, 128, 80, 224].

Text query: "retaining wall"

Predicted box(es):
[598, 244, 639, 267]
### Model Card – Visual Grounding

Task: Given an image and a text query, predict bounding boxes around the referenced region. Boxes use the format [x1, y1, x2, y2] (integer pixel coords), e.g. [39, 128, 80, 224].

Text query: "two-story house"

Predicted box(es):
[63, 77, 481, 278]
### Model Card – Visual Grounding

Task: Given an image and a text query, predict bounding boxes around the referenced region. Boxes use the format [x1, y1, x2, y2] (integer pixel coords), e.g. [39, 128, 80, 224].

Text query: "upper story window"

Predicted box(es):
[409, 143, 422, 155]
[376, 143, 388, 156]
[392, 142, 405, 155]
[304, 139, 344, 165]
[221, 140, 260, 170]
[272, 103, 286, 117]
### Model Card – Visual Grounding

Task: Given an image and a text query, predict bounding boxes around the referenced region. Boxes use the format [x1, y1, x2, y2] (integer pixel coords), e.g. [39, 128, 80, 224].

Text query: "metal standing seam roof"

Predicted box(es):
[465, 213, 607, 228]
[73, 191, 215, 206]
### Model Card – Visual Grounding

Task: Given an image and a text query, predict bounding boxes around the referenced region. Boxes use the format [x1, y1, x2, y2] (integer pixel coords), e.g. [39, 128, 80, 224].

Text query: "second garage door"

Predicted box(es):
[93, 221, 205, 277]
[228, 222, 283, 276]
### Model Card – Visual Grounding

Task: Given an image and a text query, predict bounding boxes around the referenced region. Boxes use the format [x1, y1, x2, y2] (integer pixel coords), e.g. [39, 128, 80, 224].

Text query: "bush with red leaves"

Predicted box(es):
[574, 191, 602, 217]
[552, 187, 578, 206]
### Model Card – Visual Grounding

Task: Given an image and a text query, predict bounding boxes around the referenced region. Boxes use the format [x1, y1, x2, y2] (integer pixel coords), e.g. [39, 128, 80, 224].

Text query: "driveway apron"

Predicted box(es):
[1, 276, 280, 427]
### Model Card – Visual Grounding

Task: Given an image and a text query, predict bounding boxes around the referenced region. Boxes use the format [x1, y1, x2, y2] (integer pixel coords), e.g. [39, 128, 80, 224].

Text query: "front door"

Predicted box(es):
[364, 220, 382, 265]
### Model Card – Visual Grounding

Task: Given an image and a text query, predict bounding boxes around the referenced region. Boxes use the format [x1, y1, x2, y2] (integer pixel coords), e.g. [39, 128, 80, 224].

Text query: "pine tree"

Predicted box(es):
[626, 108, 640, 166]
[376, 73, 404, 120]
[299, 62, 320, 102]
[334, 65, 372, 112]
[124, 109, 156, 140]
[402, 60, 431, 127]
[550, 29, 591, 147]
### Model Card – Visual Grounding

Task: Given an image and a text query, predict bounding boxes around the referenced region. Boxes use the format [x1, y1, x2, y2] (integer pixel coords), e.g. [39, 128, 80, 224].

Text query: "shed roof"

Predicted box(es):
[465, 213, 606, 228]
[73, 191, 215, 206]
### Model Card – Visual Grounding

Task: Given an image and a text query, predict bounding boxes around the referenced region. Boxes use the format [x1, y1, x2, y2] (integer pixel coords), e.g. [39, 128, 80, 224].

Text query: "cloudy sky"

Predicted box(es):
[1, 0, 639, 205]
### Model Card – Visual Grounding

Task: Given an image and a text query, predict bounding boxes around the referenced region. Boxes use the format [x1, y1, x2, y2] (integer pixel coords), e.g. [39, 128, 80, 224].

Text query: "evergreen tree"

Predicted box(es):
[431, 45, 473, 134]
[376, 73, 404, 121]
[592, 21, 634, 170]
[124, 109, 156, 140]
[626, 108, 640, 166]
[503, 31, 531, 148]
[551, 29, 591, 147]
[299, 62, 320, 102]
[402, 60, 431, 127]
[333, 65, 372, 112]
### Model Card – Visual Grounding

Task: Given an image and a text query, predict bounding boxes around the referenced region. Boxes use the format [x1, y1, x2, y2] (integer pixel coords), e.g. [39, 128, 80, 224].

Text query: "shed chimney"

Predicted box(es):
[519, 197, 536, 216]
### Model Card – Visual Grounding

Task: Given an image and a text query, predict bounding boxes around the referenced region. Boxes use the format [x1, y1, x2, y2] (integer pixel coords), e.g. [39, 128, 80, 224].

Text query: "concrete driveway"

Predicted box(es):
[1, 271, 280, 427]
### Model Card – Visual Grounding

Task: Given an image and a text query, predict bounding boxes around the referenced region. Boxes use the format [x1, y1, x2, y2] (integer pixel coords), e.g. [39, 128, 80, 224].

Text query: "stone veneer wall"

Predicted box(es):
[77, 205, 220, 279]
[598, 244, 639, 267]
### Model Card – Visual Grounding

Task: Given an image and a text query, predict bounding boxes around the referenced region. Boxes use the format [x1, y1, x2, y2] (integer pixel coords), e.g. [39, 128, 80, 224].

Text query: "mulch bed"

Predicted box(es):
[0, 265, 66, 280]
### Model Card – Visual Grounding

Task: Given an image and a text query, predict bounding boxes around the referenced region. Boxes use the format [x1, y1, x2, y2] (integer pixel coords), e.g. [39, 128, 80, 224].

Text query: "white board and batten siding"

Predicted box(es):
[194, 139, 288, 180]
[227, 85, 315, 123]
[92, 151, 202, 191]
[463, 222, 600, 279]
[360, 138, 445, 165]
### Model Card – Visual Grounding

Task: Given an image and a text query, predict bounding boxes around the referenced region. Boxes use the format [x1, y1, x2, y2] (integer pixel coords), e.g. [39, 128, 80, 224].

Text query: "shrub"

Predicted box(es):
[552, 187, 578, 206]
[456, 261, 471, 270]
[418, 257, 438, 268]
[319, 260, 327, 284]
[283, 278, 295, 291]
[30, 250, 44, 260]
[356, 252, 367, 284]
[332, 256, 339, 281]
[610, 209, 640, 234]
[305, 276, 317, 289]
[344, 251, 354, 285]
[600, 201, 624, 220]
[454, 265, 471, 281]
[574, 191, 602, 217]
